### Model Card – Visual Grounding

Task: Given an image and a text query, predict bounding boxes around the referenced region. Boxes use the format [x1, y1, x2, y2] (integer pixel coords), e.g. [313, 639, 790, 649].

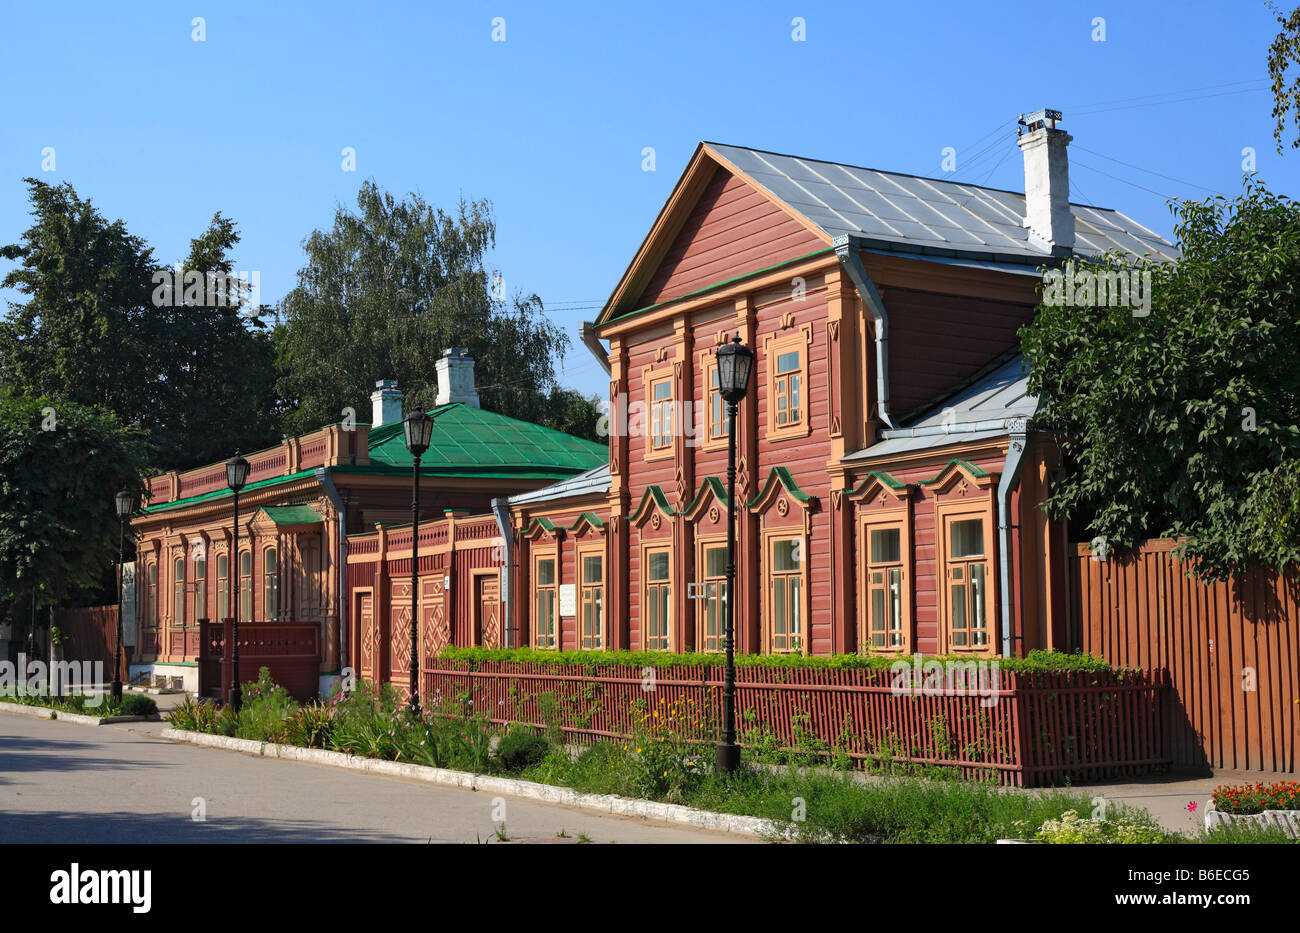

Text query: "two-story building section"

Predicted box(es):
[506, 111, 1177, 660]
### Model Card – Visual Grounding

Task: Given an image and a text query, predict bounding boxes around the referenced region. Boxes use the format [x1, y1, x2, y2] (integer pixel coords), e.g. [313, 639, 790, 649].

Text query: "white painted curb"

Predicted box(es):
[0, 702, 152, 726]
[161, 728, 792, 840]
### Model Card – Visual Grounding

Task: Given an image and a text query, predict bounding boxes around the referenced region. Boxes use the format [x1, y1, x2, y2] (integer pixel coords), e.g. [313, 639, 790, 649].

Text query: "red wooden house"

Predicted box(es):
[130, 349, 605, 696]
[498, 110, 1176, 662]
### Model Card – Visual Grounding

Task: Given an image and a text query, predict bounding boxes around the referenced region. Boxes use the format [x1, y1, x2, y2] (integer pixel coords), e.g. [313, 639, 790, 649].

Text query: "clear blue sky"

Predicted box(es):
[2, 0, 1294, 401]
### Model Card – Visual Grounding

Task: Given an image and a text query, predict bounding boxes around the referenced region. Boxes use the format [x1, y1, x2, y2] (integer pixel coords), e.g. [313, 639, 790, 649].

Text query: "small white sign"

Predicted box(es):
[559, 583, 576, 618]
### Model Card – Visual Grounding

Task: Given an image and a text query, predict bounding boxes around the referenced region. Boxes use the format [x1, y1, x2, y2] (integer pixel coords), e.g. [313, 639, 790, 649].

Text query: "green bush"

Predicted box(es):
[494, 726, 551, 773]
[234, 667, 299, 742]
[117, 694, 157, 717]
[438, 645, 1120, 674]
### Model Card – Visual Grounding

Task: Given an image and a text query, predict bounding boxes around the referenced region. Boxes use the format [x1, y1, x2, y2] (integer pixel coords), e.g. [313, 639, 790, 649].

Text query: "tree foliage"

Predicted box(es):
[1021, 178, 1300, 580]
[0, 390, 149, 612]
[0, 178, 282, 471]
[275, 181, 574, 435]
[1269, 2, 1300, 153]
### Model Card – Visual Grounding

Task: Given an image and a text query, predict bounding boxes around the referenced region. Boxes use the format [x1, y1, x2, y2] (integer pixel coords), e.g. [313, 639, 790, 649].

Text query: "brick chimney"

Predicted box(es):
[435, 348, 480, 408]
[1017, 109, 1075, 254]
[370, 379, 404, 427]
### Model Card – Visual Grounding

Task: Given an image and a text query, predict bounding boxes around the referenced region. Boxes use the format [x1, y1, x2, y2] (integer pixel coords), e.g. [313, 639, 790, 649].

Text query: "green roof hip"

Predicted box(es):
[366, 403, 607, 474]
[258, 505, 323, 526]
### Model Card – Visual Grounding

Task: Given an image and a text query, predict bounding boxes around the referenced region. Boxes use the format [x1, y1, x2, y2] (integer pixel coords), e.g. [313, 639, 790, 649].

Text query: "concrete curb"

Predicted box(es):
[160, 728, 790, 840]
[0, 702, 153, 726]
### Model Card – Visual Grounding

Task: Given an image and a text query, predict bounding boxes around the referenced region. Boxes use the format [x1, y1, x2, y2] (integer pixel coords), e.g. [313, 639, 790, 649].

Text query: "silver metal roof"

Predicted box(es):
[508, 462, 610, 506]
[844, 356, 1037, 462]
[707, 142, 1179, 264]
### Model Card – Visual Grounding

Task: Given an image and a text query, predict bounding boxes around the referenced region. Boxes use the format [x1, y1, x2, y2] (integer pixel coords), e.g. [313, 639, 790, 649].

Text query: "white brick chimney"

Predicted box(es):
[370, 379, 404, 427]
[1017, 109, 1075, 254]
[435, 348, 480, 408]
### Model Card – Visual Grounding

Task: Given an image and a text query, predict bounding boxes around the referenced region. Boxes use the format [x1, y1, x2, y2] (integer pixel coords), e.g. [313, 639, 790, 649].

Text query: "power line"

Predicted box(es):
[1064, 78, 1269, 113]
[1073, 145, 1228, 196]
[1072, 85, 1268, 117]
[1072, 159, 1177, 200]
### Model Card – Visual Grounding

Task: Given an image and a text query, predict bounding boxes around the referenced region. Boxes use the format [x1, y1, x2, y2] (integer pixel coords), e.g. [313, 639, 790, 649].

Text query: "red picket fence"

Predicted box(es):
[199, 619, 321, 702]
[423, 658, 1167, 786]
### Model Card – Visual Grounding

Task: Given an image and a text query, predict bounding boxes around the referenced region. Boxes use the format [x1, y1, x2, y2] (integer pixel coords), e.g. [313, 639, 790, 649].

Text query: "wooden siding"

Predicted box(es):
[635, 166, 823, 310]
[880, 285, 1038, 419]
[1071, 538, 1299, 774]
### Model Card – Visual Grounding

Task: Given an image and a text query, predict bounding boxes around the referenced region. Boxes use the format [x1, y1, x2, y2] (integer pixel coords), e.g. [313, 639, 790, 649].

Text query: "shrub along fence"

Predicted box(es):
[424, 652, 1168, 786]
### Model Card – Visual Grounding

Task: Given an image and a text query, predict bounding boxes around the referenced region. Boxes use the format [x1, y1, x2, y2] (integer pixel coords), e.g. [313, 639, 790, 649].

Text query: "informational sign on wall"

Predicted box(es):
[559, 583, 576, 618]
[122, 561, 136, 646]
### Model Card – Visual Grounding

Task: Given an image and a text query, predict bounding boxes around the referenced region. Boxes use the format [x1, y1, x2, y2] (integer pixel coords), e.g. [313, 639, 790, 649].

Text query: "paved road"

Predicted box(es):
[0, 710, 744, 844]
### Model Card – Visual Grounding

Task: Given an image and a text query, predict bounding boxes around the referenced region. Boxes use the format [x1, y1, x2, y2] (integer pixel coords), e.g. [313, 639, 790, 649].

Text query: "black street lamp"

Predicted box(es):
[225, 452, 250, 713]
[403, 410, 434, 718]
[714, 335, 754, 775]
[112, 489, 138, 704]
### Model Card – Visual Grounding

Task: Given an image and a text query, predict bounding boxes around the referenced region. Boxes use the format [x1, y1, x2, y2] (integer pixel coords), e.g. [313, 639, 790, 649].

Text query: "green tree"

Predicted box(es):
[537, 386, 605, 444]
[0, 390, 149, 634]
[0, 179, 282, 471]
[275, 181, 573, 435]
[1021, 178, 1300, 580]
[1269, 2, 1300, 152]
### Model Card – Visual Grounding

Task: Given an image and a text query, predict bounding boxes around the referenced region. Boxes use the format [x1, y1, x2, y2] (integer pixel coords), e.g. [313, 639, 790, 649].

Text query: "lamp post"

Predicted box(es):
[225, 452, 250, 712]
[112, 489, 138, 704]
[403, 410, 434, 718]
[714, 335, 754, 775]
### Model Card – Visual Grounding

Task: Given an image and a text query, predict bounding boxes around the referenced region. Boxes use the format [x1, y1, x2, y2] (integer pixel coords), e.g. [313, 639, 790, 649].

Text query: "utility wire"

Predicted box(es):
[1073, 145, 1228, 196]
[1072, 160, 1177, 200]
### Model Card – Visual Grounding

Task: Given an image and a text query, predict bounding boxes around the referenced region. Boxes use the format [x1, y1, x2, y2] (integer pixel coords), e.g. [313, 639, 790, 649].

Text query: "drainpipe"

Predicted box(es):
[833, 236, 895, 430]
[581, 321, 612, 375]
[998, 419, 1030, 658]
[490, 496, 514, 648]
[316, 468, 348, 676]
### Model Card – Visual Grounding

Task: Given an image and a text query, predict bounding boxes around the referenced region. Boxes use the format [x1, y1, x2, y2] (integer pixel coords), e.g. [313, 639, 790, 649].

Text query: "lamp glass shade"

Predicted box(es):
[114, 489, 137, 518]
[403, 411, 434, 457]
[225, 454, 250, 492]
[716, 337, 755, 403]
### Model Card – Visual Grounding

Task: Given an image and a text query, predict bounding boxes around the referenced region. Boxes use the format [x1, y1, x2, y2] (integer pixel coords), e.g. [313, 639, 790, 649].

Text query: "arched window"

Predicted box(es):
[194, 553, 206, 621]
[216, 553, 229, 620]
[263, 547, 279, 620]
[147, 563, 158, 625]
[239, 550, 252, 622]
[173, 557, 185, 625]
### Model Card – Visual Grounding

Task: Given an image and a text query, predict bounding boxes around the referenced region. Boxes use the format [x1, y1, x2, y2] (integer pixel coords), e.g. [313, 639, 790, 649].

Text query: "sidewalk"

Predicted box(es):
[1069, 769, 1294, 835]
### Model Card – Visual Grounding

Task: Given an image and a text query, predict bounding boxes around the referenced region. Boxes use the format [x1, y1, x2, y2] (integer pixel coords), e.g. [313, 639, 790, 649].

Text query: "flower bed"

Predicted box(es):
[1206, 782, 1300, 839]
[1211, 781, 1300, 814]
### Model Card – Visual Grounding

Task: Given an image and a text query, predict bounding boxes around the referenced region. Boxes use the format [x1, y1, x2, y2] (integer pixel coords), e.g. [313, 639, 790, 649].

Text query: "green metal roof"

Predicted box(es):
[141, 470, 318, 515]
[366, 403, 607, 475]
[258, 505, 323, 526]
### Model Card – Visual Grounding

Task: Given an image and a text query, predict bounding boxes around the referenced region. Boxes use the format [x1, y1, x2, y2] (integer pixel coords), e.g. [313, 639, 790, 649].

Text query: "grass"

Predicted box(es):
[0, 690, 158, 718]
[164, 671, 1295, 845]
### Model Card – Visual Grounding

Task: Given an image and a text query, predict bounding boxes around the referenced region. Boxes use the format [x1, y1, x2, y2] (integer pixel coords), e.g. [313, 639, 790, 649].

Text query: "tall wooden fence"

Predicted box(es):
[1069, 538, 1299, 774]
[52, 605, 126, 683]
[424, 658, 1166, 786]
[198, 619, 321, 702]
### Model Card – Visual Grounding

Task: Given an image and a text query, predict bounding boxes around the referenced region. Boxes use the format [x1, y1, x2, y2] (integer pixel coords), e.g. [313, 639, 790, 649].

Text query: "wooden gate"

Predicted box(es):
[356, 591, 379, 682]
[476, 574, 501, 647]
